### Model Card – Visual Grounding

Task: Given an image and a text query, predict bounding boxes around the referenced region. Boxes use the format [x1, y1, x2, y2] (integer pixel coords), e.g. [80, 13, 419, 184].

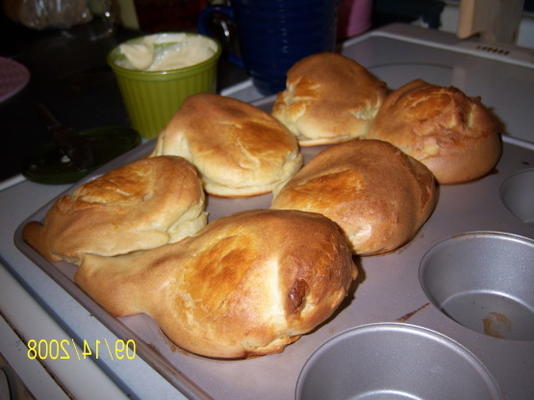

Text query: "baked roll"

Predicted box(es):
[272, 140, 438, 256]
[151, 93, 303, 197]
[367, 79, 502, 184]
[75, 209, 358, 359]
[272, 52, 387, 146]
[23, 156, 206, 264]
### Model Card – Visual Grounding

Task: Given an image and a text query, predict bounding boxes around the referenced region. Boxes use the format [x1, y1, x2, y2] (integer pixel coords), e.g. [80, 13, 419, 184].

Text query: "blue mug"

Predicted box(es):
[198, 0, 338, 95]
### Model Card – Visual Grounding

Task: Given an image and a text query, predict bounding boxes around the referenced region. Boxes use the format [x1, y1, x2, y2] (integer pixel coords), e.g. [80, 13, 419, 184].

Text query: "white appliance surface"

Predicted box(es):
[2, 24, 533, 399]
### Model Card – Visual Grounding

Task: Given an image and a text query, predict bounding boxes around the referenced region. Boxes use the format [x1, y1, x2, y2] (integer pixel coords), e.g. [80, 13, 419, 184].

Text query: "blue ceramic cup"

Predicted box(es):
[198, 0, 338, 95]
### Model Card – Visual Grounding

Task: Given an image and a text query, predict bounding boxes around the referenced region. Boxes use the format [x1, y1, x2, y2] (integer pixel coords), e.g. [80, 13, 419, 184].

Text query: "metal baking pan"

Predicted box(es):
[13, 123, 534, 400]
[14, 25, 534, 400]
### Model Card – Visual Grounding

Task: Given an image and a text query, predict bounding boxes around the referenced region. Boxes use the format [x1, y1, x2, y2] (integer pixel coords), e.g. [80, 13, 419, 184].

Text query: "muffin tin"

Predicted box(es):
[14, 25, 534, 400]
[14, 128, 534, 400]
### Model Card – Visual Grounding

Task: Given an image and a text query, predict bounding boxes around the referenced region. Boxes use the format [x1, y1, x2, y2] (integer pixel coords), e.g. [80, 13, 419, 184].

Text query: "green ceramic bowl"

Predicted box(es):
[108, 33, 221, 139]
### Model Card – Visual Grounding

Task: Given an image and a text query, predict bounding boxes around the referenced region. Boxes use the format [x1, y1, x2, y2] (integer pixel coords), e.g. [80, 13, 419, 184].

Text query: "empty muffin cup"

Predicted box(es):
[500, 168, 534, 225]
[420, 232, 534, 341]
[295, 323, 502, 400]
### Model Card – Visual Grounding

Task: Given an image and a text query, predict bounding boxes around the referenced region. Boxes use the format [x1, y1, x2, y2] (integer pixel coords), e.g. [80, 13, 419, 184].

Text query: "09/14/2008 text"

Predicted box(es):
[26, 338, 136, 360]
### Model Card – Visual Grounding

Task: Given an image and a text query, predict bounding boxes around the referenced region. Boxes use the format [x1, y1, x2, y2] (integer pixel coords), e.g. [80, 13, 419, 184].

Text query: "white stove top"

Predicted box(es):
[2, 23, 534, 399]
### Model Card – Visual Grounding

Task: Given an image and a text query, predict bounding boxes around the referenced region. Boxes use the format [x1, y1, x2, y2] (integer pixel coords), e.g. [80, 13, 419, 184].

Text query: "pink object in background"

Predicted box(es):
[338, 0, 373, 40]
[0, 57, 30, 103]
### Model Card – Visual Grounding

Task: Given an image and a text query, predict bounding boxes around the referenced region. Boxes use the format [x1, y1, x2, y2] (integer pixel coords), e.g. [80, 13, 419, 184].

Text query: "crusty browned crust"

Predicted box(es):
[272, 52, 387, 146]
[272, 140, 438, 256]
[75, 209, 357, 359]
[367, 79, 502, 184]
[151, 93, 303, 197]
[23, 156, 206, 264]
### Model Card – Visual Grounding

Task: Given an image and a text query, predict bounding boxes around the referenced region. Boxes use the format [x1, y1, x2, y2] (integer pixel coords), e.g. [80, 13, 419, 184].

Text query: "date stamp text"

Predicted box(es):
[26, 338, 136, 360]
